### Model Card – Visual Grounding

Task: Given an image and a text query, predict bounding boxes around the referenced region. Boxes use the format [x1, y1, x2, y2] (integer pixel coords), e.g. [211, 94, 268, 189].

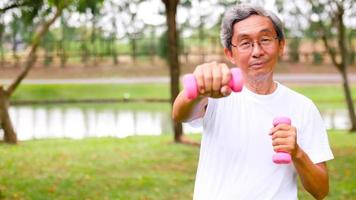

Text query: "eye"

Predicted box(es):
[238, 40, 251, 48]
[260, 37, 273, 44]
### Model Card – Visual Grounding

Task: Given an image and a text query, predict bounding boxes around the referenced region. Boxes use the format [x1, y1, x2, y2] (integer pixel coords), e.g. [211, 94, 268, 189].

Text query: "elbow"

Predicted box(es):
[314, 192, 328, 200]
[312, 185, 329, 200]
[172, 108, 185, 123]
[172, 111, 180, 123]
[320, 188, 329, 200]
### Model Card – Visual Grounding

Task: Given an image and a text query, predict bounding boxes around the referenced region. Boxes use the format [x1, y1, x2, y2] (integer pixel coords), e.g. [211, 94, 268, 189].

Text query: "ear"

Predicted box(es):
[278, 39, 285, 57]
[224, 48, 236, 64]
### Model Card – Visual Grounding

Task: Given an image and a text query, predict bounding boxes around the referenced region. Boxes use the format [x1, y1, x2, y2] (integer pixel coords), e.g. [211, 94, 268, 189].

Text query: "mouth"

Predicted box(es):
[249, 61, 266, 69]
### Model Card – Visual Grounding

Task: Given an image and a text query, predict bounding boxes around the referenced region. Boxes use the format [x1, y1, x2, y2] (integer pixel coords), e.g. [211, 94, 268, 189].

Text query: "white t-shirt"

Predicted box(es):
[190, 82, 334, 200]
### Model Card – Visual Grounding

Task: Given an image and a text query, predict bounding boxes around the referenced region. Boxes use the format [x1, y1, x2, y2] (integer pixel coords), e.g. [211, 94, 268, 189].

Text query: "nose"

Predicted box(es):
[251, 42, 264, 58]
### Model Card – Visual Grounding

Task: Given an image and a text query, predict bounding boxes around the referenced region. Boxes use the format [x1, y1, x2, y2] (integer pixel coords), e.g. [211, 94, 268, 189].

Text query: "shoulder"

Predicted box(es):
[279, 83, 314, 107]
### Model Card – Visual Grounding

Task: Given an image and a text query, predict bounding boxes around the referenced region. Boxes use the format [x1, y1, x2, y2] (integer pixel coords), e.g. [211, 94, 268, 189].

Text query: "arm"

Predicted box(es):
[271, 125, 329, 199]
[172, 91, 208, 123]
[293, 146, 329, 200]
[172, 62, 232, 123]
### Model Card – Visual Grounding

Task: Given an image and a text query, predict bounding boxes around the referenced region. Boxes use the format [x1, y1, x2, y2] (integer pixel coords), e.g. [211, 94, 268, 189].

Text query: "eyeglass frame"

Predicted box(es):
[230, 36, 280, 53]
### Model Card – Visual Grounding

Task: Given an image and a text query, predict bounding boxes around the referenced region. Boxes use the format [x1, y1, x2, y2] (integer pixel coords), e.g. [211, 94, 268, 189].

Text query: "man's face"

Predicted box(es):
[224, 15, 285, 81]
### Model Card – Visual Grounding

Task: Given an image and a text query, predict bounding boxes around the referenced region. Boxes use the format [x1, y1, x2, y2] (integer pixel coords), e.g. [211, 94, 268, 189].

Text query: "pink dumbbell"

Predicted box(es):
[182, 68, 243, 99]
[272, 117, 292, 164]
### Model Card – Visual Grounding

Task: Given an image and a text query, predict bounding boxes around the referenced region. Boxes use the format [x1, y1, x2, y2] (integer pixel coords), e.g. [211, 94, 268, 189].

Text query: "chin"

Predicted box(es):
[249, 70, 273, 81]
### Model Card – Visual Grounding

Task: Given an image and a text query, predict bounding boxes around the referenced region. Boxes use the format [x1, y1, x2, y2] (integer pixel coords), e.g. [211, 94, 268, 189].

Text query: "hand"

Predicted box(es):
[270, 124, 299, 157]
[193, 61, 232, 98]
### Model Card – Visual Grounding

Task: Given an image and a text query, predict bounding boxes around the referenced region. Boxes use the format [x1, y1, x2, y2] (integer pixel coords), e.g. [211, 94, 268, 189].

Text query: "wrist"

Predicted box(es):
[292, 145, 305, 161]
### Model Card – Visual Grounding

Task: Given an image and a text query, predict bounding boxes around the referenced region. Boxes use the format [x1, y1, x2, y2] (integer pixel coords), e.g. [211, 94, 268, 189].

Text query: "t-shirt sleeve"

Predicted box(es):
[298, 101, 334, 164]
[185, 98, 216, 129]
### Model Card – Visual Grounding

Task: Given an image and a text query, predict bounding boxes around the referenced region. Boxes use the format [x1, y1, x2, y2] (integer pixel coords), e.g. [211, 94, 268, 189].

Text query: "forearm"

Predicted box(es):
[172, 91, 208, 123]
[293, 146, 329, 199]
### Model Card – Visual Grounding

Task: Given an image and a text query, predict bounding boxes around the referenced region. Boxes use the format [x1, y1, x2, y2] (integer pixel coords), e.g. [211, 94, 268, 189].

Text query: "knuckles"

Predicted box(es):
[193, 62, 231, 98]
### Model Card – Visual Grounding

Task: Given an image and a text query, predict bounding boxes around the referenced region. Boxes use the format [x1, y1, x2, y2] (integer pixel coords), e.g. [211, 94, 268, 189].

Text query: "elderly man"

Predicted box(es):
[172, 4, 333, 200]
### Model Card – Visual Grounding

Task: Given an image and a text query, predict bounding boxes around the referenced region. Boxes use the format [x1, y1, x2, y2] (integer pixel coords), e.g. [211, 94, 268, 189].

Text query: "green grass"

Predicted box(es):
[292, 85, 356, 109]
[0, 131, 354, 199]
[11, 83, 356, 106]
[11, 84, 170, 101]
[21, 102, 172, 112]
[0, 135, 200, 200]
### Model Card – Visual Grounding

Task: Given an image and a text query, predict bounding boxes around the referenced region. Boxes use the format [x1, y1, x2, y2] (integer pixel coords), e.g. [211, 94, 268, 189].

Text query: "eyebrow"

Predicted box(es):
[237, 28, 274, 39]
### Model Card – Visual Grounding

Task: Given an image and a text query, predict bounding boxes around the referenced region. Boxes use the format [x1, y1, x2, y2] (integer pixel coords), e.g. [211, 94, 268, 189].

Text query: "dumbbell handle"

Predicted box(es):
[272, 117, 292, 164]
[183, 68, 243, 100]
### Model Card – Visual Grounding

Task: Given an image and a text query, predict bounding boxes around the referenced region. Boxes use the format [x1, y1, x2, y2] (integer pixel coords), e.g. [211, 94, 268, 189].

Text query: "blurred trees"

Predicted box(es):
[310, 0, 355, 132]
[0, 0, 70, 143]
[76, 0, 104, 66]
[278, 0, 356, 132]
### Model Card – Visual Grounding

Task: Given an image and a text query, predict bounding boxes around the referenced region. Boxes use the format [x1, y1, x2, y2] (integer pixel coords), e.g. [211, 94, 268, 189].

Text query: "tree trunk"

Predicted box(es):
[0, 23, 4, 68]
[111, 37, 118, 65]
[162, 0, 183, 142]
[110, 17, 118, 65]
[340, 68, 356, 131]
[131, 38, 137, 64]
[149, 28, 155, 65]
[0, 38, 4, 68]
[91, 14, 97, 66]
[81, 41, 89, 67]
[60, 15, 67, 68]
[0, 87, 17, 144]
[336, 4, 356, 132]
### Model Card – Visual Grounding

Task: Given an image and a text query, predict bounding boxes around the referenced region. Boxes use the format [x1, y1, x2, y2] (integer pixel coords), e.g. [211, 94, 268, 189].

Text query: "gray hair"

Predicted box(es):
[220, 4, 285, 50]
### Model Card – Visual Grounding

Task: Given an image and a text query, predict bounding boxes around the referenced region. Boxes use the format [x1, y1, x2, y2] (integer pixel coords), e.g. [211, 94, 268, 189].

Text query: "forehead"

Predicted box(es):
[232, 15, 276, 38]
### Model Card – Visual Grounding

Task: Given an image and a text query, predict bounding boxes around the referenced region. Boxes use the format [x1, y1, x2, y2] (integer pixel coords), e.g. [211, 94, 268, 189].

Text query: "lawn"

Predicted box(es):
[11, 83, 356, 105]
[0, 131, 355, 200]
[11, 83, 170, 101]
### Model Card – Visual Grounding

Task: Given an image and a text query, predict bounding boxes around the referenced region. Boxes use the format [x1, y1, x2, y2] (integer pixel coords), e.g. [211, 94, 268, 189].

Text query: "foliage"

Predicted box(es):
[75, 0, 104, 15]
[312, 52, 323, 65]
[41, 31, 55, 66]
[288, 37, 300, 63]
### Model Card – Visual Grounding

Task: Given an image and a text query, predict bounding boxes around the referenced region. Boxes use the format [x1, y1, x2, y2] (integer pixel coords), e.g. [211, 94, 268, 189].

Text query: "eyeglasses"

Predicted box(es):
[231, 36, 279, 53]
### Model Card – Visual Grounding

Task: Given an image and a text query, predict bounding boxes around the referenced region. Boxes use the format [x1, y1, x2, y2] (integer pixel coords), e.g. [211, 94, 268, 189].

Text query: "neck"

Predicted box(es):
[245, 73, 276, 95]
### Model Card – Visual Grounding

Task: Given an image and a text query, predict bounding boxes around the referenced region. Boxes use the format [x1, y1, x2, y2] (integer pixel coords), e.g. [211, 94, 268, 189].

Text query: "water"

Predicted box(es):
[1, 104, 351, 141]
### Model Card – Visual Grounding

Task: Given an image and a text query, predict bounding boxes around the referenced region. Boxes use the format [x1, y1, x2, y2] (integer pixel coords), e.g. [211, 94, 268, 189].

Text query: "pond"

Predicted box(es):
[1, 104, 352, 141]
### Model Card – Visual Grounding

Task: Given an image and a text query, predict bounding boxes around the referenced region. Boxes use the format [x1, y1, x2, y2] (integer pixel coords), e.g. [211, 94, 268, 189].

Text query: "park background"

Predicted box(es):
[0, 0, 355, 199]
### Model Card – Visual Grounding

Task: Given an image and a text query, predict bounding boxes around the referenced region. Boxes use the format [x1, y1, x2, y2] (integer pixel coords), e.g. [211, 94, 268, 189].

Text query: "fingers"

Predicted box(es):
[212, 65, 222, 96]
[272, 145, 292, 153]
[194, 66, 205, 94]
[220, 85, 232, 96]
[203, 65, 213, 95]
[270, 130, 291, 139]
[269, 124, 292, 135]
[272, 137, 294, 147]
[193, 62, 233, 98]
[270, 125, 297, 154]
[221, 64, 231, 86]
